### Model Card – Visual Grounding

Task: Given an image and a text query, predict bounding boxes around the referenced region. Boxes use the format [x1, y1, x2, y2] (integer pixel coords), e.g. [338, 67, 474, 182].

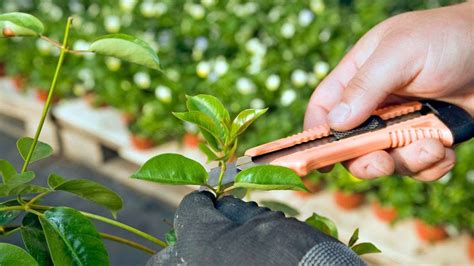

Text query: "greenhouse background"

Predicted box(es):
[0, 0, 473, 265]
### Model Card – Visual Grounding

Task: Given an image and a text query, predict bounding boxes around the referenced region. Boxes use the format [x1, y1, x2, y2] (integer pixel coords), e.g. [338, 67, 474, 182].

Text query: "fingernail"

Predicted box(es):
[328, 102, 351, 124]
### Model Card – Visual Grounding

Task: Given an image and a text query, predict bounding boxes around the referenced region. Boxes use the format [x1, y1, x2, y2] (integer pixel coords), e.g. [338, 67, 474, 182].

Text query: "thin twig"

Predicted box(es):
[100, 232, 156, 255]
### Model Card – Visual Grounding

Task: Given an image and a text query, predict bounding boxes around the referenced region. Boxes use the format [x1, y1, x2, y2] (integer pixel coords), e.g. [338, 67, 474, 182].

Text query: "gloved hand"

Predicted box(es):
[148, 191, 364, 265]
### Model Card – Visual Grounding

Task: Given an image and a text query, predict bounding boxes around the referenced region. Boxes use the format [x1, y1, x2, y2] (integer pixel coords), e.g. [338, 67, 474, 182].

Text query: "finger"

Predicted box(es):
[412, 149, 456, 181]
[390, 139, 446, 175]
[174, 191, 232, 238]
[344, 150, 395, 179]
[216, 196, 273, 225]
[327, 36, 423, 131]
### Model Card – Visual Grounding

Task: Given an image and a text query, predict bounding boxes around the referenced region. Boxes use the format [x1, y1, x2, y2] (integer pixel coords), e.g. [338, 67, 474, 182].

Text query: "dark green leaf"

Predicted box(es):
[348, 228, 359, 247]
[351, 242, 381, 255]
[0, 12, 44, 37]
[48, 175, 123, 217]
[39, 207, 109, 265]
[17, 137, 53, 164]
[7, 171, 35, 185]
[260, 200, 299, 217]
[21, 213, 53, 266]
[234, 165, 308, 192]
[165, 229, 176, 246]
[89, 34, 160, 70]
[0, 159, 16, 183]
[0, 243, 39, 265]
[0, 200, 21, 226]
[305, 213, 339, 239]
[186, 94, 230, 127]
[198, 143, 218, 162]
[131, 153, 208, 185]
[0, 183, 49, 197]
[47, 174, 65, 189]
[231, 108, 268, 137]
[173, 111, 224, 142]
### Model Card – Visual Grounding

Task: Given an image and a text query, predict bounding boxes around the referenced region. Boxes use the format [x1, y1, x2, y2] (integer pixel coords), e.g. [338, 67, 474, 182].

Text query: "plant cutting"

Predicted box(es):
[0, 12, 169, 264]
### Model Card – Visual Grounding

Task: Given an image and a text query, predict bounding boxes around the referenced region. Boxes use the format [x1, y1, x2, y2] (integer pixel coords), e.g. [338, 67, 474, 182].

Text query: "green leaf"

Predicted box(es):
[200, 130, 220, 151]
[48, 175, 123, 217]
[260, 200, 299, 217]
[173, 111, 224, 142]
[305, 213, 339, 239]
[348, 228, 359, 247]
[199, 143, 218, 162]
[0, 200, 21, 226]
[351, 242, 381, 255]
[234, 165, 308, 192]
[0, 12, 44, 37]
[0, 183, 49, 197]
[165, 229, 176, 246]
[39, 207, 109, 265]
[228, 187, 247, 199]
[7, 171, 36, 185]
[0, 159, 16, 183]
[21, 213, 53, 266]
[131, 153, 208, 185]
[89, 34, 160, 70]
[231, 108, 268, 137]
[17, 137, 53, 164]
[186, 94, 230, 127]
[0, 243, 39, 266]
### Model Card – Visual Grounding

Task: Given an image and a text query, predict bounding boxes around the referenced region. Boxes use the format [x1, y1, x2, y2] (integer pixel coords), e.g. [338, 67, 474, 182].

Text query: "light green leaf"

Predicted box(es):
[231, 108, 268, 137]
[305, 213, 339, 239]
[186, 94, 230, 128]
[173, 111, 224, 142]
[39, 207, 109, 265]
[165, 229, 176, 246]
[234, 165, 308, 192]
[21, 213, 53, 266]
[199, 143, 218, 162]
[17, 137, 53, 164]
[0, 243, 39, 266]
[0, 200, 21, 226]
[7, 171, 36, 186]
[0, 159, 16, 183]
[0, 183, 49, 197]
[200, 130, 220, 151]
[0, 12, 44, 37]
[228, 187, 247, 199]
[351, 242, 381, 255]
[48, 175, 123, 217]
[89, 34, 160, 70]
[131, 153, 208, 185]
[260, 200, 299, 217]
[348, 228, 359, 247]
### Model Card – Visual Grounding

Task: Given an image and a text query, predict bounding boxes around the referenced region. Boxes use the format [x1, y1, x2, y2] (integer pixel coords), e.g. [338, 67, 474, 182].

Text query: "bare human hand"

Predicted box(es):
[304, 2, 474, 181]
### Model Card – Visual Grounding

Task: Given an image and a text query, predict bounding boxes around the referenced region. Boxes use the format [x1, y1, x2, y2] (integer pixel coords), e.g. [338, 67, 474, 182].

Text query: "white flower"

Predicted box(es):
[266, 74, 281, 91]
[319, 28, 331, 42]
[236, 78, 256, 95]
[281, 23, 295, 39]
[281, 89, 297, 106]
[214, 57, 229, 76]
[298, 9, 314, 27]
[196, 61, 211, 78]
[186, 4, 205, 20]
[120, 0, 137, 13]
[250, 98, 265, 109]
[104, 16, 121, 33]
[310, 0, 325, 14]
[245, 38, 266, 56]
[134, 72, 151, 89]
[195, 37, 209, 51]
[438, 172, 452, 184]
[73, 40, 89, 51]
[36, 39, 51, 55]
[247, 55, 263, 74]
[154, 3, 168, 16]
[140, 1, 155, 17]
[268, 7, 281, 22]
[201, 0, 216, 7]
[105, 57, 121, 72]
[87, 4, 100, 17]
[155, 85, 172, 103]
[291, 69, 307, 87]
[50, 5, 63, 21]
[314, 61, 330, 78]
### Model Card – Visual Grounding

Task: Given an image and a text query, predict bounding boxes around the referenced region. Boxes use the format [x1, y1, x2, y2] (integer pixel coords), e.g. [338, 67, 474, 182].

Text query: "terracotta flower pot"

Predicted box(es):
[36, 90, 60, 103]
[468, 236, 474, 261]
[294, 178, 323, 198]
[333, 191, 365, 210]
[414, 220, 448, 243]
[130, 135, 155, 150]
[183, 133, 200, 148]
[372, 202, 397, 223]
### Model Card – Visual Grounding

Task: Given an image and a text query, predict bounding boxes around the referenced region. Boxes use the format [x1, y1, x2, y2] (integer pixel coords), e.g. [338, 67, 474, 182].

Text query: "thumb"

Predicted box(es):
[327, 37, 422, 130]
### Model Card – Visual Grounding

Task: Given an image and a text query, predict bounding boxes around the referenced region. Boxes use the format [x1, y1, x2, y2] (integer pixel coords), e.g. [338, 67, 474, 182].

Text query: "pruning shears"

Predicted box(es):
[208, 100, 474, 186]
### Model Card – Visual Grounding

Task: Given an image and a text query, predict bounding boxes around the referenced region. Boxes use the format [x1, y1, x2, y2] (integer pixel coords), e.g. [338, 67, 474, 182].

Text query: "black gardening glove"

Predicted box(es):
[148, 191, 364, 266]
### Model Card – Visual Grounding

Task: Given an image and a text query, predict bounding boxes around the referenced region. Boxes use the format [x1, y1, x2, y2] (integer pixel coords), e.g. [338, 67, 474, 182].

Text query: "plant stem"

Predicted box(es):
[26, 191, 51, 207]
[216, 161, 227, 196]
[80, 211, 167, 248]
[21, 17, 73, 173]
[100, 232, 156, 255]
[0, 205, 25, 212]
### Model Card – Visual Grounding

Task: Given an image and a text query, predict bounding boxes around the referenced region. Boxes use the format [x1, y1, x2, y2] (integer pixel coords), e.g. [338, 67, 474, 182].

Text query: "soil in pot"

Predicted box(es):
[372, 202, 397, 223]
[414, 220, 448, 243]
[294, 178, 323, 198]
[130, 134, 156, 150]
[183, 133, 200, 148]
[333, 191, 365, 210]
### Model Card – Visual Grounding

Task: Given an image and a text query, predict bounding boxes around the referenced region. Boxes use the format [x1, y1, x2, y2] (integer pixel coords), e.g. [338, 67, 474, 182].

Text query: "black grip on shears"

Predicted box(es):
[421, 100, 474, 144]
[331, 116, 386, 140]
